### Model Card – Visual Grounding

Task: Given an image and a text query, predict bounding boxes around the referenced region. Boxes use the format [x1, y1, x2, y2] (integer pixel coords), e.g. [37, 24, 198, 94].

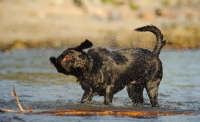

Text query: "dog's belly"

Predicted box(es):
[112, 78, 132, 94]
[92, 81, 130, 96]
[93, 84, 106, 96]
[92, 78, 131, 96]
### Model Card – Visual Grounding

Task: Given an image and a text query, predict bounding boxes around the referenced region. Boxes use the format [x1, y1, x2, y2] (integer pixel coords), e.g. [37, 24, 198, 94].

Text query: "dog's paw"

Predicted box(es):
[133, 102, 143, 107]
[104, 100, 112, 105]
[81, 99, 92, 104]
[152, 104, 159, 107]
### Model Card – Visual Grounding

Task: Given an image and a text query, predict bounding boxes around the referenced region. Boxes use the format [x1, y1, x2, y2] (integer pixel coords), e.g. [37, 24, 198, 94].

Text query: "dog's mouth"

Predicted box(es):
[62, 55, 72, 62]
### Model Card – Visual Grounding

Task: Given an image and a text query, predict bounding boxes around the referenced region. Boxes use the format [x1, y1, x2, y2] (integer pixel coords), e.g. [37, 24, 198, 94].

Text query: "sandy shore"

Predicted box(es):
[0, 0, 200, 52]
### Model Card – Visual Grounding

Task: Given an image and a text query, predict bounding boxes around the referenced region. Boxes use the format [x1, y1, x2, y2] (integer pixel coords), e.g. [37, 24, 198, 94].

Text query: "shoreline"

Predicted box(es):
[0, 36, 199, 53]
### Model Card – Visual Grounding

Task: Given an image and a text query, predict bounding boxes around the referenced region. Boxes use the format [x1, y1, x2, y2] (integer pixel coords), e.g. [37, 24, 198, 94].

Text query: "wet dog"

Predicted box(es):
[50, 25, 166, 107]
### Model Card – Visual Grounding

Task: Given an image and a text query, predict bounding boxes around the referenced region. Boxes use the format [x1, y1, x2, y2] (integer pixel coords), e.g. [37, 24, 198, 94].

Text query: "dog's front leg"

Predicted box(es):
[104, 85, 114, 105]
[81, 88, 93, 103]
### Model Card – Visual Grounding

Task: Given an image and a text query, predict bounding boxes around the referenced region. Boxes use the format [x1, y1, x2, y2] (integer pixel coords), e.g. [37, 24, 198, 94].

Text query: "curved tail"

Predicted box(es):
[135, 25, 166, 57]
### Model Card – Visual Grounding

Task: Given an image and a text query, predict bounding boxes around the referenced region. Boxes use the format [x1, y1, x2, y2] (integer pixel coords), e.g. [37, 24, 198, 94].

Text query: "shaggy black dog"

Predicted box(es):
[50, 25, 166, 107]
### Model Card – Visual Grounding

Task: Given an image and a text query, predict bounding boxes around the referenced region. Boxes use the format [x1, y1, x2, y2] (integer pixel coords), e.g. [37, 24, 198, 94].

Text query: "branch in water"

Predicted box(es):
[10, 85, 24, 112]
[24, 104, 34, 112]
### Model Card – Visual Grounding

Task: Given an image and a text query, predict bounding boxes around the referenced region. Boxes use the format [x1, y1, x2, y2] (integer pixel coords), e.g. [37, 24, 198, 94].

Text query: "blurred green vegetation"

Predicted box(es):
[101, 0, 122, 5]
[101, 0, 138, 10]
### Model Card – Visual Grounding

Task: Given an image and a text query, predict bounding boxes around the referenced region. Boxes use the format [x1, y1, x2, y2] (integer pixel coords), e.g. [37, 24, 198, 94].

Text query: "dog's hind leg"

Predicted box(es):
[145, 78, 161, 107]
[145, 59, 162, 107]
[126, 83, 144, 106]
[104, 85, 114, 105]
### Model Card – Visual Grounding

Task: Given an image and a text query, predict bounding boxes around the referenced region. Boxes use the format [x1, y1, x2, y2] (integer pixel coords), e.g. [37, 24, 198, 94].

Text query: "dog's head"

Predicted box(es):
[50, 39, 93, 75]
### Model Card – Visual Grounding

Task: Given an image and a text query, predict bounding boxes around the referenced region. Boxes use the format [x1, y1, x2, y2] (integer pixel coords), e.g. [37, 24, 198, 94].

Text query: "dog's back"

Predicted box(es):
[88, 47, 161, 83]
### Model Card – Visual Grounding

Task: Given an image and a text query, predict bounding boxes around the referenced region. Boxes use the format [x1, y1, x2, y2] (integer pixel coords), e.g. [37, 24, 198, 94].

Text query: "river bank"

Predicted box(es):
[1, 27, 200, 53]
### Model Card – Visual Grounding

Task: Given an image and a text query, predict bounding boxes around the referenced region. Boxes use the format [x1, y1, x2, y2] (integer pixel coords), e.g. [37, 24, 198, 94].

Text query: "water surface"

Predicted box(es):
[0, 49, 200, 121]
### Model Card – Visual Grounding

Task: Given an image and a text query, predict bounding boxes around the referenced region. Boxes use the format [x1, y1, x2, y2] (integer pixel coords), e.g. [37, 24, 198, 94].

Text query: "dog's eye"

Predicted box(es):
[69, 50, 74, 54]
[62, 55, 72, 62]
[78, 55, 86, 59]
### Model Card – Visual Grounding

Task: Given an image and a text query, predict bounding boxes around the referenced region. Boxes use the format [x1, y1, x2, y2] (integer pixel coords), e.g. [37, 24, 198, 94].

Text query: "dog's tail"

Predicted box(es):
[135, 25, 166, 57]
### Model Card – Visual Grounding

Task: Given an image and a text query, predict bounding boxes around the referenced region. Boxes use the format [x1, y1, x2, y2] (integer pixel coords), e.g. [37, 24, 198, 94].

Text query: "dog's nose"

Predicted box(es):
[50, 57, 57, 64]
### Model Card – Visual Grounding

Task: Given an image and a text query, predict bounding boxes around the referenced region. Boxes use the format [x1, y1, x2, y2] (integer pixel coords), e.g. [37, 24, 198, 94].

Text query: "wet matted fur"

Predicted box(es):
[50, 25, 166, 107]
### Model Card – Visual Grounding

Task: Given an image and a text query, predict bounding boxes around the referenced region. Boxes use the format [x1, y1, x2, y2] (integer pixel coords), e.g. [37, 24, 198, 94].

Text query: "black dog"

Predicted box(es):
[50, 25, 166, 107]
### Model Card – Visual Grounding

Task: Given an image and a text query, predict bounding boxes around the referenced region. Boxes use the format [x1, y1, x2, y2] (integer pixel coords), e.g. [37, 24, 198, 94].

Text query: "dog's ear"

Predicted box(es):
[75, 39, 93, 51]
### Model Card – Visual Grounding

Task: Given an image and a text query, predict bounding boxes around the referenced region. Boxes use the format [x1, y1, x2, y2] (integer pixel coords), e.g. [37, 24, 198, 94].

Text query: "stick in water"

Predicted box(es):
[10, 85, 24, 112]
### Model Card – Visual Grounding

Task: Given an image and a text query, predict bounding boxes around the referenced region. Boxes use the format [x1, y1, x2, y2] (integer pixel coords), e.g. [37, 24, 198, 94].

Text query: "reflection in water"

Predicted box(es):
[0, 49, 200, 121]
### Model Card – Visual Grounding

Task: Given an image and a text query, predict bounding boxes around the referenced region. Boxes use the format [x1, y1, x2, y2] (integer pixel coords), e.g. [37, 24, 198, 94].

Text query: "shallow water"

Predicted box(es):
[0, 49, 200, 121]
